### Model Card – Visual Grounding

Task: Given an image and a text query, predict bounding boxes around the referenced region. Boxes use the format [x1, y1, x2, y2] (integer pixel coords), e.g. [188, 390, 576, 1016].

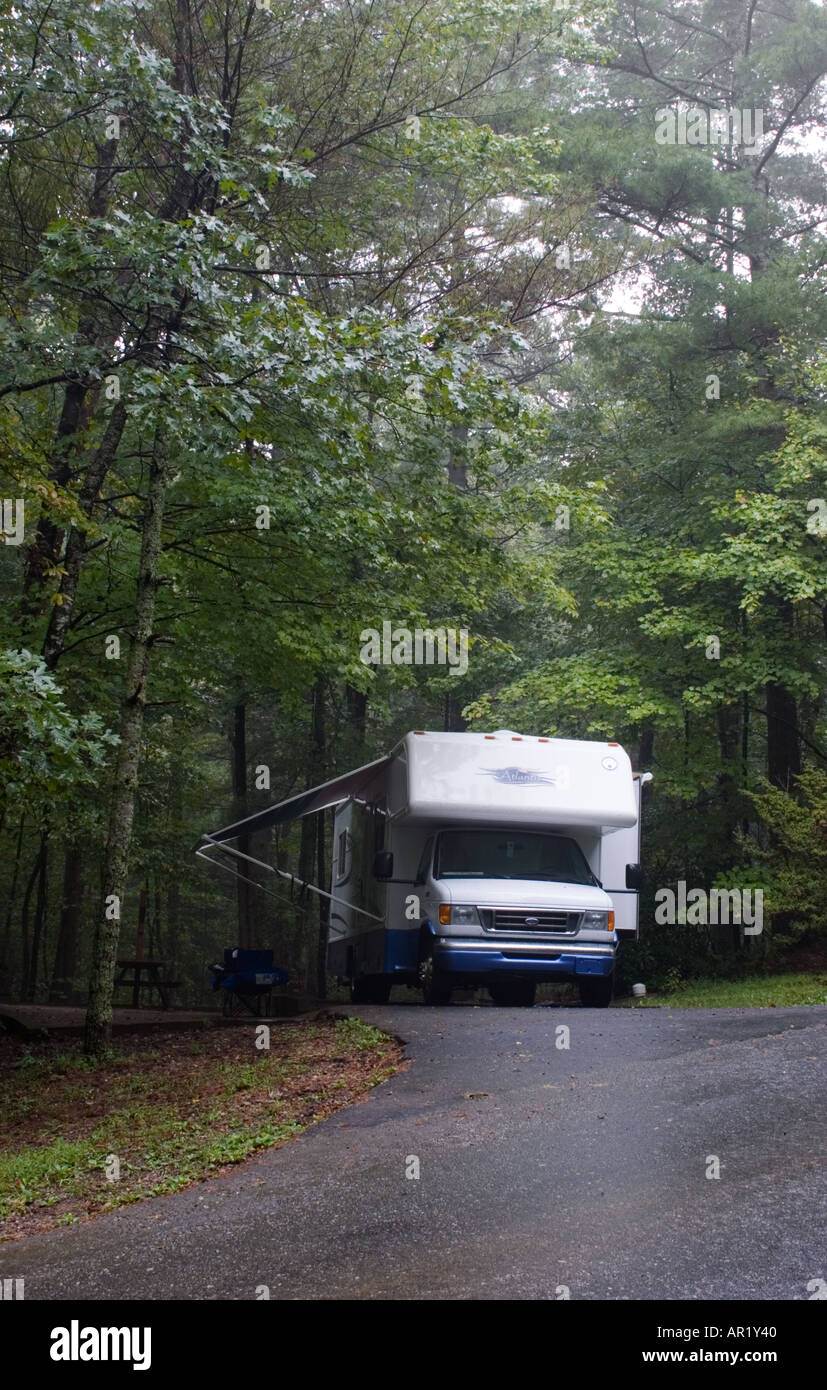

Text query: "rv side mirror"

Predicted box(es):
[373, 851, 394, 880]
[626, 863, 643, 891]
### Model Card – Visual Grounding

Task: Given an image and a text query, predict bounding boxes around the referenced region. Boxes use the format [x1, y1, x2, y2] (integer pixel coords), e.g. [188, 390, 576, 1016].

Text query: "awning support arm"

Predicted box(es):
[196, 847, 317, 918]
[197, 834, 384, 925]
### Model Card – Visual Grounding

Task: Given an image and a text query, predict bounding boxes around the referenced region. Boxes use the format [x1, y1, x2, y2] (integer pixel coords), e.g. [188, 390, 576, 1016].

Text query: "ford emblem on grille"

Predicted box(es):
[524, 916, 539, 926]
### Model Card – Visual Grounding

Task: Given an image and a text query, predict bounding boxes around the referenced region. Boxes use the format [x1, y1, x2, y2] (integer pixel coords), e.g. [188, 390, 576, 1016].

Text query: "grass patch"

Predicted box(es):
[334, 1016, 387, 1050]
[0, 1015, 404, 1241]
[620, 972, 827, 1009]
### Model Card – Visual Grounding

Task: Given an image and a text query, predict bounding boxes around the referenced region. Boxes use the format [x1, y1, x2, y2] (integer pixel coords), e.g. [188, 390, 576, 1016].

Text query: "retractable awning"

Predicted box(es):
[198, 753, 393, 846]
[196, 753, 392, 927]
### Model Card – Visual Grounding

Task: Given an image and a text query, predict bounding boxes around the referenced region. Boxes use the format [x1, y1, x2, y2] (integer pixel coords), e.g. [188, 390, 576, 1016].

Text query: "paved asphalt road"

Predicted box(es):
[1, 1004, 825, 1301]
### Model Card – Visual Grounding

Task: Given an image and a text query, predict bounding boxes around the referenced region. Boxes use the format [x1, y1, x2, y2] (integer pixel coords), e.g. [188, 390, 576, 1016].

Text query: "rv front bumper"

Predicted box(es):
[433, 937, 615, 979]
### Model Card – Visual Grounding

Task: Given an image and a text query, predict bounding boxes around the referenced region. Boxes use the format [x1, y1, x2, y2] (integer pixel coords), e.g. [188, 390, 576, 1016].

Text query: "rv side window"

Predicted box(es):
[415, 837, 434, 885]
[336, 830, 350, 879]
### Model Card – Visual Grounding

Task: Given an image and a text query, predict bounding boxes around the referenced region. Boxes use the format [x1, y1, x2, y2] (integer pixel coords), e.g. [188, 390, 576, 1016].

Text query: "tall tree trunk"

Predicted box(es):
[151, 868, 162, 961]
[49, 846, 84, 1004]
[230, 700, 252, 948]
[311, 680, 328, 998]
[717, 703, 740, 767]
[716, 704, 742, 948]
[26, 830, 49, 1001]
[638, 723, 654, 771]
[19, 844, 42, 1002]
[444, 692, 466, 731]
[345, 546, 368, 755]
[0, 816, 25, 996]
[29, 0, 195, 645]
[345, 685, 368, 747]
[166, 764, 182, 976]
[742, 691, 751, 837]
[446, 421, 468, 489]
[741, 98, 802, 798]
[38, 406, 128, 1015]
[766, 679, 801, 791]
[297, 677, 326, 992]
[84, 447, 169, 1054]
[297, 813, 316, 989]
[310, 678, 327, 995]
[41, 402, 128, 670]
[21, 137, 121, 611]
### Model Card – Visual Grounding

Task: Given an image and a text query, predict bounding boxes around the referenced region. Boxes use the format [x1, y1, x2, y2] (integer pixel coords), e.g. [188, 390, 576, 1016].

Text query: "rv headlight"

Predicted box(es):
[582, 910, 613, 931]
[449, 905, 480, 927]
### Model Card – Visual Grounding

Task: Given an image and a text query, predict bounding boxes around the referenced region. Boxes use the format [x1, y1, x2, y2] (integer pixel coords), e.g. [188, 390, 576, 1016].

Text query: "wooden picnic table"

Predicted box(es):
[114, 958, 179, 1009]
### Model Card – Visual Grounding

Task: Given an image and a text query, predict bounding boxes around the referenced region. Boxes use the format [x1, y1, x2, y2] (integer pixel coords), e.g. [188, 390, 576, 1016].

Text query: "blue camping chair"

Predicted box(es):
[209, 949, 289, 1017]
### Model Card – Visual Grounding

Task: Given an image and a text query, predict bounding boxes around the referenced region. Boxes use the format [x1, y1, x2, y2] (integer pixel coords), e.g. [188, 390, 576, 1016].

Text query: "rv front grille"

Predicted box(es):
[480, 908, 581, 934]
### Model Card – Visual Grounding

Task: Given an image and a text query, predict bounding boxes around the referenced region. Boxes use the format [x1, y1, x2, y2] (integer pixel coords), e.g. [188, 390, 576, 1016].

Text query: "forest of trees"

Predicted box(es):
[1, 0, 826, 1051]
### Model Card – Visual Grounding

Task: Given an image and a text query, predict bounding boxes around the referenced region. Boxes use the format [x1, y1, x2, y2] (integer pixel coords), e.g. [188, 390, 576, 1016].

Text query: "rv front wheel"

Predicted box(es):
[418, 945, 452, 1006]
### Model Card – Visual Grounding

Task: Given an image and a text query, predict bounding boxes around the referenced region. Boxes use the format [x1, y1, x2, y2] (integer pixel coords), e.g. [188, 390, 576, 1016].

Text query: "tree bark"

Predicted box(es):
[151, 868, 162, 961]
[230, 700, 252, 948]
[42, 402, 128, 670]
[26, 830, 49, 1001]
[49, 845, 84, 1004]
[716, 703, 740, 766]
[22, 137, 121, 608]
[345, 685, 368, 746]
[84, 447, 169, 1054]
[766, 679, 801, 791]
[297, 677, 326, 992]
[166, 762, 182, 976]
[312, 680, 328, 998]
[19, 843, 42, 1002]
[297, 811, 316, 988]
[444, 692, 467, 731]
[0, 816, 25, 996]
[638, 723, 654, 771]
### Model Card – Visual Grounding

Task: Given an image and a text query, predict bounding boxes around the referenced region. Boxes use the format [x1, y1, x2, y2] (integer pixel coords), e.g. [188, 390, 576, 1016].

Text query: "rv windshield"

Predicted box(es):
[434, 830, 596, 885]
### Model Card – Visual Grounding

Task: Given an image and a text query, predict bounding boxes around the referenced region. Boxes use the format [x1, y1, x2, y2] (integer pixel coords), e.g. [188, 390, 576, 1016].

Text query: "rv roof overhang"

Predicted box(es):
[393, 730, 638, 831]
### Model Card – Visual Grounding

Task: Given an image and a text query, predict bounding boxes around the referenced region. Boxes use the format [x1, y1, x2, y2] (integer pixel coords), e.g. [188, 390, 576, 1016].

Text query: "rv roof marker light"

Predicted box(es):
[485, 735, 495, 740]
[539, 738, 549, 743]
[512, 736, 522, 741]
[608, 742, 619, 746]
[414, 730, 424, 735]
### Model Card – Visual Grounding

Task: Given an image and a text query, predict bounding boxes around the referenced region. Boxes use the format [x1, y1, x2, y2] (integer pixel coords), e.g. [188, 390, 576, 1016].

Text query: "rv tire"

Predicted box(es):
[418, 943, 452, 1006]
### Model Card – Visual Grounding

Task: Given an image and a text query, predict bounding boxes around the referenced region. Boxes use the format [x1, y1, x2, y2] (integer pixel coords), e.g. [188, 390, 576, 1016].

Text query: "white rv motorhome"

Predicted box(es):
[198, 729, 649, 1009]
[328, 730, 648, 1007]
